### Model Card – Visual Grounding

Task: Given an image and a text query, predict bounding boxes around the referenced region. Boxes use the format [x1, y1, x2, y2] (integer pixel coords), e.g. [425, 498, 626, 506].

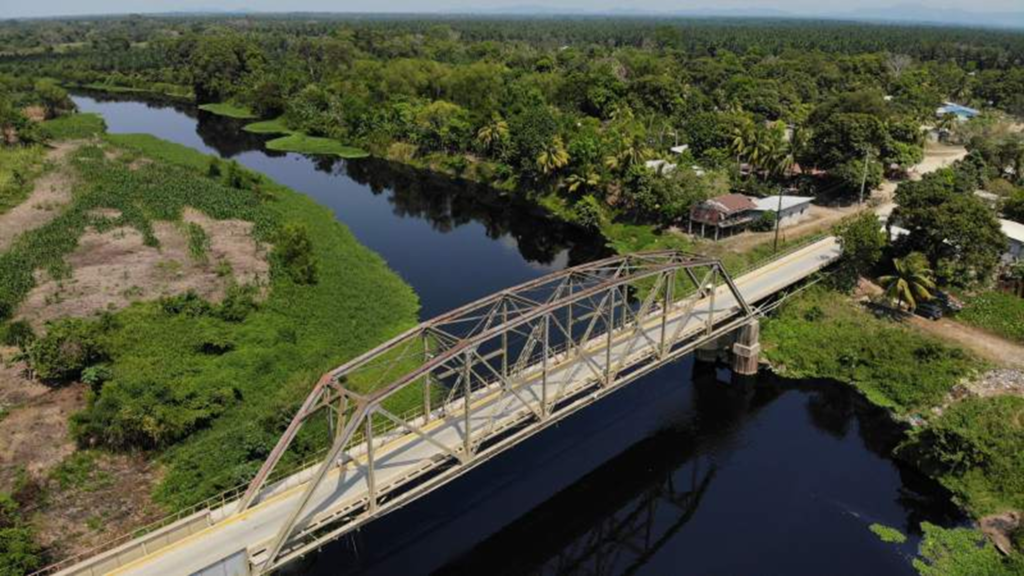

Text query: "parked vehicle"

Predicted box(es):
[933, 290, 963, 312]
[915, 302, 944, 320]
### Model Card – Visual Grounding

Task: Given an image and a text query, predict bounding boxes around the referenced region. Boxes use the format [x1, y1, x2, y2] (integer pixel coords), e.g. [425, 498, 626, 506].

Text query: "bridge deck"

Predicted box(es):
[78, 237, 840, 576]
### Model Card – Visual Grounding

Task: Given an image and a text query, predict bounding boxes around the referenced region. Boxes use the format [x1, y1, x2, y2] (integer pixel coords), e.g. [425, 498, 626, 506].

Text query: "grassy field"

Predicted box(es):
[38, 113, 106, 140]
[265, 133, 369, 158]
[197, 102, 256, 120]
[0, 125, 420, 509]
[242, 117, 292, 135]
[75, 82, 194, 101]
[956, 291, 1024, 344]
[760, 288, 982, 415]
[0, 146, 45, 216]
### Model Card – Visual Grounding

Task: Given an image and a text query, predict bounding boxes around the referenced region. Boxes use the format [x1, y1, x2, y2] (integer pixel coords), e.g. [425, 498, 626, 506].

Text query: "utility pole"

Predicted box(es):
[859, 148, 871, 205]
[773, 189, 784, 253]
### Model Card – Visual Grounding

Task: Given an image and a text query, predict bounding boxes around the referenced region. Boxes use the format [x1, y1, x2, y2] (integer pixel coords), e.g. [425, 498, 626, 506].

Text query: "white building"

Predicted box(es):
[752, 196, 814, 228]
[1001, 218, 1024, 262]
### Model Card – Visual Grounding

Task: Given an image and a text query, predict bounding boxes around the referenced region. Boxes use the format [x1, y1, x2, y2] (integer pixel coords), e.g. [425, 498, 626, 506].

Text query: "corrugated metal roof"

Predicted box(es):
[704, 193, 757, 214]
[1001, 219, 1024, 243]
[753, 196, 814, 212]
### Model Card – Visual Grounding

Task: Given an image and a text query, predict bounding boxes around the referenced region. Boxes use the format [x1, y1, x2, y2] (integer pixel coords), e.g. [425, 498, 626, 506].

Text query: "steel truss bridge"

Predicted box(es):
[50, 237, 840, 576]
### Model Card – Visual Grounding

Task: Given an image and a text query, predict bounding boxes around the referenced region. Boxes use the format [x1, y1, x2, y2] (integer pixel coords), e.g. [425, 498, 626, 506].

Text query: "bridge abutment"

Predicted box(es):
[731, 320, 761, 376]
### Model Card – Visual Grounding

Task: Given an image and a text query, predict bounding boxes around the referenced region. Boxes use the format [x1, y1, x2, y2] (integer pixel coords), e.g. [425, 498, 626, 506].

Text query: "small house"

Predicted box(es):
[1000, 219, 1024, 262]
[688, 194, 758, 240]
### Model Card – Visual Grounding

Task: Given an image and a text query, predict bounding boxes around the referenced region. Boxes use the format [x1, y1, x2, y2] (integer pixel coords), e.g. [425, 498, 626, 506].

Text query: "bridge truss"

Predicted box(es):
[239, 250, 755, 573]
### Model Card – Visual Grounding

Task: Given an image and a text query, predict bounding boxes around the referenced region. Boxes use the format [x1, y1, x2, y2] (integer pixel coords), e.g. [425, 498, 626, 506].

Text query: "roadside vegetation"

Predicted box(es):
[761, 287, 980, 415]
[956, 291, 1024, 344]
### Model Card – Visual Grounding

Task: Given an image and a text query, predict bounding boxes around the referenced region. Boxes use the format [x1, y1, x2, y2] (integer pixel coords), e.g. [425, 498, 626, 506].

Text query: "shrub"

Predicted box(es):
[572, 195, 604, 230]
[0, 320, 34, 349]
[28, 318, 106, 382]
[273, 223, 318, 285]
[215, 284, 258, 323]
[186, 222, 210, 263]
[751, 210, 776, 232]
[899, 396, 1024, 515]
[0, 492, 41, 575]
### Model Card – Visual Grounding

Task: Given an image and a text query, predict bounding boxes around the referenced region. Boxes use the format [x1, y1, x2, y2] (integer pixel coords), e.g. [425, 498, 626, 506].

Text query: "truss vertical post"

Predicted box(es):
[501, 298, 508, 379]
[364, 413, 377, 514]
[422, 335, 432, 423]
[706, 266, 718, 336]
[605, 286, 615, 386]
[542, 314, 549, 418]
[660, 270, 674, 357]
[462, 348, 473, 458]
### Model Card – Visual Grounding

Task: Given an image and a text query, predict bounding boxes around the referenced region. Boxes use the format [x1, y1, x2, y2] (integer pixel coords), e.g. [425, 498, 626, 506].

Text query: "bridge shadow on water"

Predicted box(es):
[280, 360, 961, 576]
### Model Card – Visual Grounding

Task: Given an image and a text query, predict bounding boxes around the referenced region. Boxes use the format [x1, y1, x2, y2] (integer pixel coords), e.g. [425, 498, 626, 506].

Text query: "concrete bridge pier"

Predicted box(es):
[695, 336, 726, 364]
[731, 320, 761, 376]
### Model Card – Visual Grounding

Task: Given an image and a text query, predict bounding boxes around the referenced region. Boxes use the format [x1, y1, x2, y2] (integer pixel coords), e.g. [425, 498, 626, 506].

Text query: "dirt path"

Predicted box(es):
[0, 141, 78, 253]
[908, 316, 1024, 369]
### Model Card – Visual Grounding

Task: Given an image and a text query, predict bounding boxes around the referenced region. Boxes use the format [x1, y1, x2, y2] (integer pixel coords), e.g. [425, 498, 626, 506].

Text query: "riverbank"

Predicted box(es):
[760, 287, 1024, 572]
[0, 118, 420, 566]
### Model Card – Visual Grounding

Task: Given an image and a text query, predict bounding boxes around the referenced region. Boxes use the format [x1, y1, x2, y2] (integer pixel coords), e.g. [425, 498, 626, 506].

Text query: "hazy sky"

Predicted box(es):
[4, 0, 1023, 19]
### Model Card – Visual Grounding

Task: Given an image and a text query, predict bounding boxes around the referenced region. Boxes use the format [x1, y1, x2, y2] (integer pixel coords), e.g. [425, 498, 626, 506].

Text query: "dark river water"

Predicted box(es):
[72, 93, 959, 576]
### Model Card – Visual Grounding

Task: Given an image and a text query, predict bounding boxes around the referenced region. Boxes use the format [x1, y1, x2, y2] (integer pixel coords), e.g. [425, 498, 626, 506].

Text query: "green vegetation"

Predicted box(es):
[878, 253, 936, 312]
[242, 117, 292, 135]
[185, 222, 210, 263]
[0, 492, 41, 576]
[869, 523, 907, 544]
[50, 451, 112, 492]
[913, 523, 1024, 576]
[198, 102, 256, 120]
[264, 133, 369, 158]
[956, 291, 1024, 344]
[0, 146, 44, 215]
[38, 113, 105, 140]
[761, 288, 980, 415]
[901, 396, 1024, 516]
[13, 16, 1024, 248]
[0, 123, 419, 509]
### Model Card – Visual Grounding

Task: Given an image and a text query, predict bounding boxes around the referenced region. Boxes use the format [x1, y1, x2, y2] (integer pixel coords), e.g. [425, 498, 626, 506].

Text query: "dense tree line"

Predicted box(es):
[2, 16, 1021, 231]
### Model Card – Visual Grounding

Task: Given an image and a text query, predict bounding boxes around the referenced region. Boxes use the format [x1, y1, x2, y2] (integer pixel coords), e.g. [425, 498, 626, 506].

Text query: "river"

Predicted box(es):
[72, 93, 959, 576]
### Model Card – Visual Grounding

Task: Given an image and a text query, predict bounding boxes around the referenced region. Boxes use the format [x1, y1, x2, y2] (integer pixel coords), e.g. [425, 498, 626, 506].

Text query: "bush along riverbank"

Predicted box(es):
[0, 116, 420, 564]
[760, 287, 1024, 573]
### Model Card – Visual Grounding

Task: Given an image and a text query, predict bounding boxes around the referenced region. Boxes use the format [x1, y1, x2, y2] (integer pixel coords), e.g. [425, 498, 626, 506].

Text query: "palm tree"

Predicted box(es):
[604, 137, 651, 174]
[564, 171, 601, 194]
[536, 136, 570, 175]
[476, 114, 508, 156]
[878, 253, 936, 311]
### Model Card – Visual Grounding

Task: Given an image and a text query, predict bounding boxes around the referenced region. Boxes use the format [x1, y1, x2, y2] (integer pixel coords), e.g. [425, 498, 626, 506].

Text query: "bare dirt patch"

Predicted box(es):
[16, 207, 270, 329]
[30, 452, 166, 562]
[0, 380, 84, 492]
[0, 141, 78, 253]
[980, 511, 1021, 556]
[22, 106, 46, 123]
